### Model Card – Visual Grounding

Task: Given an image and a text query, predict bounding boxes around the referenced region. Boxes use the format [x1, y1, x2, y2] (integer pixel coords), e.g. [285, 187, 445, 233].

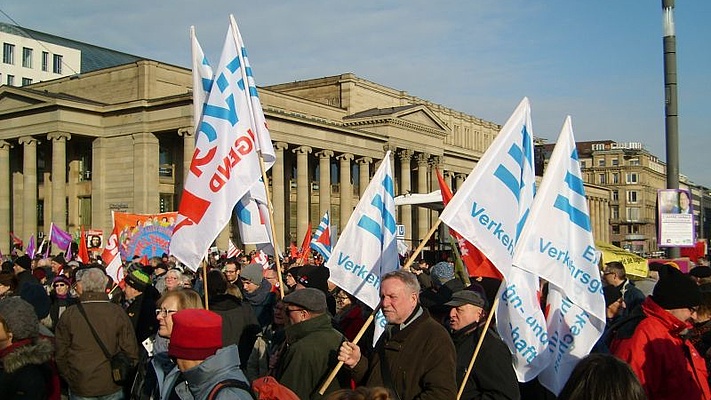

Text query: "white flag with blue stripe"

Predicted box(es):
[190, 26, 213, 132]
[326, 151, 398, 345]
[439, 97, 550, 380]
[235, 179, 274, 249]
[310, 211, 332, 261]
[512, 116, 605, 394]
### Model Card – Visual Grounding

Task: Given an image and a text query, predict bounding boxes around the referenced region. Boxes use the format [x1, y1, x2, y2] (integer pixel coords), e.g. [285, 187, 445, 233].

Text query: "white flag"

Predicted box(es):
[439, 97, 550, 380]
[512, 116, 605, 394]
[171, 18, 267, 270]
[326, 151, 398, 345]
[191, 26, 213, 132]
[235, 179, 274, 247]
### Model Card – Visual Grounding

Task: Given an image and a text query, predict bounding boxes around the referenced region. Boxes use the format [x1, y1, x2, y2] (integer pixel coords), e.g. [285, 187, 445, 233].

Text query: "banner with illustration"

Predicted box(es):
[113, 212, 177, 260]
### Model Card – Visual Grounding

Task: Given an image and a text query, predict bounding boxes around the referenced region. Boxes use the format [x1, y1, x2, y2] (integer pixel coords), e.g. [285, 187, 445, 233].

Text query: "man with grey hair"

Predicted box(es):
[55, 266, 139, 399]
[338, 270, 457, 400]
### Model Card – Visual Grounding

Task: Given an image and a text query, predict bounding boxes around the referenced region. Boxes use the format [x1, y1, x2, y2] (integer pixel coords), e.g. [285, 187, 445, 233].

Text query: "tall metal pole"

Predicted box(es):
[662, 0, 680, 258]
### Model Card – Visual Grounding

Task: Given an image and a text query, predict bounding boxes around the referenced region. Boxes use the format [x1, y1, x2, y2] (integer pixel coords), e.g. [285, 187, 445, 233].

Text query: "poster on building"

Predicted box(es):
[113, 212, 178, 260]
[86, 229, 104, 252]
[658, 189, 694, 247]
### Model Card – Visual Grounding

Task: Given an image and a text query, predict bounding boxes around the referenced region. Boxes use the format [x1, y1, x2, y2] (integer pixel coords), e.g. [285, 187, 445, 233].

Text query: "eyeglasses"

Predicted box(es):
[155, 308, 178, 317]
[53, 283, 67, 288]
[224, 269, 238, 274]
[689, 306, 700, 313]
[603, 272, 614, 276]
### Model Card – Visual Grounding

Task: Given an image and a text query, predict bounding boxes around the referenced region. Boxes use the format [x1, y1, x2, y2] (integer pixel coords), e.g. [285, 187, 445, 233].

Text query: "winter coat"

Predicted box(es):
[611, 296, 711, 400]
[48, 293, 79, 331]
[451, 322, 520, 400]
[55, 291, 140, 397]
[209, 293, 261, 364]
[176, 345, 253, 400]
[275, 313, 348, 399]
[351, 306, 458, 400]
[243, 279, 276, 328]
[0, 338, 61, 400]
[124, 289, 160, 343]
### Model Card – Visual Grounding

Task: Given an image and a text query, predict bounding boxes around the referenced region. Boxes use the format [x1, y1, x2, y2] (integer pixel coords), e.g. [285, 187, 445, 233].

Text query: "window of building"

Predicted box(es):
[160, 194, 175, 213]
[630, 225, 640, 234]
[612, 190, 619, 201]
[41, 51, 49, 71]
[22, 47, 32, 68]
[626, 172, 638, 184]
[21, 77, 32, 86]
[6, 75, 14, 86]
[598, 159, 605, 167]
[79, 197, 91, 227]
[3, 43, 15, 64]
[612, 206, 619, 220]
[580, 160, 586, 168]
[611, 158, 619, 166]
[612, 173, 619, 184]
[626, 207, 640, 221]
[612, 225, 620, 234]
[52, 54, 63, 74]
[37, 200, 44, 226]
[628, 158, 640, 166]
[627, 191, 638, 204]
[599, 173, 606, 184]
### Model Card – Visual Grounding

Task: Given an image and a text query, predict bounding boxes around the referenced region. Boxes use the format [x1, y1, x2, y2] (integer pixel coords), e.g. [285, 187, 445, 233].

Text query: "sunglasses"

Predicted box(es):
[53, 283, 67, 288]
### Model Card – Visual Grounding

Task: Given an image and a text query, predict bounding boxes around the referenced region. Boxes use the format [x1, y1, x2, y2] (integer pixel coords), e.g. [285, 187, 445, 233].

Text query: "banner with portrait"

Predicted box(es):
[658, 189, 695, 247]
[113, 212, 178, 260]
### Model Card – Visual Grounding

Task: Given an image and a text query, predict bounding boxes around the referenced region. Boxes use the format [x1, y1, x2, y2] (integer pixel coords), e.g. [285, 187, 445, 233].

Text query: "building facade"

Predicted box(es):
[0, 58, 615, 256]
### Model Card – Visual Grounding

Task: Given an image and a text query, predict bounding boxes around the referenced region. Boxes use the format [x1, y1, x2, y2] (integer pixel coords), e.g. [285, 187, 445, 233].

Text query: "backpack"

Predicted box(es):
[207, 379, 254, 400]
[251, 376, 300, 400]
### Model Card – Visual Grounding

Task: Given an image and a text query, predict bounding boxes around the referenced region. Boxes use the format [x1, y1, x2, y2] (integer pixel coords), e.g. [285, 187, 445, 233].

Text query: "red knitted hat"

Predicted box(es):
[168, 309, 223, 360]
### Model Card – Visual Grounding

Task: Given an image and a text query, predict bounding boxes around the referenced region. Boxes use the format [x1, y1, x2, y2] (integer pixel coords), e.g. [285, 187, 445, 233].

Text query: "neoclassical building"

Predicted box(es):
[0, 60, 611, 255]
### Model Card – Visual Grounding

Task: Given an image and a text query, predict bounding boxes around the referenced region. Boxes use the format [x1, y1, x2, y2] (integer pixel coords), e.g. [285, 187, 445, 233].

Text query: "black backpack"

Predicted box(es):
[207, 378, 254, 400]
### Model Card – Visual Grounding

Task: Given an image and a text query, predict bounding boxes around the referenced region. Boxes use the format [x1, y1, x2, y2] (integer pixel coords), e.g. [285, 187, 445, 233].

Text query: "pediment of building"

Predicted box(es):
[0, 87, 49, 112]
[344, 104, 449, 137]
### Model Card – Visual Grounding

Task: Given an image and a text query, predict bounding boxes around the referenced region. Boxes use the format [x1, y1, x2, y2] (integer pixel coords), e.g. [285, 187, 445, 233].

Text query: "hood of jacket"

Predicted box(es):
[182, 344, 251, 398]
[1, 337, 54, 374]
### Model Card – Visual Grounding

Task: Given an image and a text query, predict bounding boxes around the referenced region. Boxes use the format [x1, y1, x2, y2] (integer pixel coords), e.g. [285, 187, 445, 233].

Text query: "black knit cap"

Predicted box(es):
[652, 267, 701, 310]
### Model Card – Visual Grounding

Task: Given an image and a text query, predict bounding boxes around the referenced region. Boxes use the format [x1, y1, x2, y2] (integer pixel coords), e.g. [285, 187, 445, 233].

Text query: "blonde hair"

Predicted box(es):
[157, 288, 203, 310]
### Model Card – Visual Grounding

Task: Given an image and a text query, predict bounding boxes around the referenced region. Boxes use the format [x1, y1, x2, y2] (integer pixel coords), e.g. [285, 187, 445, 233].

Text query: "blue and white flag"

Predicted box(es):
[326, 151, 398, 345]
[439, 97, 550, 380]
[190, 26, 213, 132]
[310, 211, 332, 261]
[512, 116, 605, 394]
[172, 16, 270, 270]
[235, 178, 274, 249]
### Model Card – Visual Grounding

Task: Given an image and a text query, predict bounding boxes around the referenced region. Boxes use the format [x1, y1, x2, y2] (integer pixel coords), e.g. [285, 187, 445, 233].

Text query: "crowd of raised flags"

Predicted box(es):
[3, 15, 612, 397]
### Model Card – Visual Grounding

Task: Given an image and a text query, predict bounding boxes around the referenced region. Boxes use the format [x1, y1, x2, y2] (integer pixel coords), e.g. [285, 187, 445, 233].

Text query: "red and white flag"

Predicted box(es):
[227, 239, 241, 259]
[101, 214, 124, 283]
[171, 15, 273, 270]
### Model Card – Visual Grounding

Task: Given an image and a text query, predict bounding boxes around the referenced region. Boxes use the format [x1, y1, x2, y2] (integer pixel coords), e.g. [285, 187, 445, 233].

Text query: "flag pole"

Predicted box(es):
[318, 304, 381, 395]
[257, 154, 285, 299]
[402, 219, 441, 270]
[202, 253, 210, 310]
[456, 296, 500, 400]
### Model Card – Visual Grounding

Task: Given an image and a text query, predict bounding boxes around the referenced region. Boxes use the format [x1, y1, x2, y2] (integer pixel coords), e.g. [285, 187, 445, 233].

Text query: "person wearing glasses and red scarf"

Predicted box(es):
[48, 275, 78, 332]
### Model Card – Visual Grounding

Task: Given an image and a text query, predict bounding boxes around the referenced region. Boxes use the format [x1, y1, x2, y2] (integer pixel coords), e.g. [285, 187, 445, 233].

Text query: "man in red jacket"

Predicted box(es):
[611, 267, 711, 400]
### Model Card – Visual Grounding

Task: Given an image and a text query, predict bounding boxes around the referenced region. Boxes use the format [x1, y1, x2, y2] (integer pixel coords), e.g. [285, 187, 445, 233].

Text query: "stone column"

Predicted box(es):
[417, 153, 430, 242]
[178, 127, 195, 182]
[19, 136, 38, 241]
[356, 157, 372, 197]
[293, 146, 312, 244]
[399, 149, 412, 245]
[273, 142, 288, 249]
[0, 141, 10, 255]
[48, 132, 70, 230]
[132, 132, 160, 213]
[91, 138, 108, 232]
[317, 150, 334, 219]
[339, 153, 354, 232]
[455, 173, 466, 191]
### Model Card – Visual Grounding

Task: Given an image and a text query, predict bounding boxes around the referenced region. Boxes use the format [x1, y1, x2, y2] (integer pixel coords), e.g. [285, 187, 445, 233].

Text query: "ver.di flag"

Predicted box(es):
[326, 151, 398, 345]
[171, 16, 270, 270]
[310, 211, 332, 261]
[102, 213, 124, 284]
[439, 97, 549, 380]
[512, 116, 605, 394]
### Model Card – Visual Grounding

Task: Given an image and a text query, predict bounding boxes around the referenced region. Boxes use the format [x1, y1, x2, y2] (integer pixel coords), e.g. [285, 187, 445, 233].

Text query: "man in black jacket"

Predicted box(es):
[446, 289, 520, 400]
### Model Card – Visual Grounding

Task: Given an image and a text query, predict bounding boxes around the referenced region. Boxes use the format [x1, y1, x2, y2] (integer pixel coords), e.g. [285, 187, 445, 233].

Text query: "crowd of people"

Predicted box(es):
[0, 247, 710, 400]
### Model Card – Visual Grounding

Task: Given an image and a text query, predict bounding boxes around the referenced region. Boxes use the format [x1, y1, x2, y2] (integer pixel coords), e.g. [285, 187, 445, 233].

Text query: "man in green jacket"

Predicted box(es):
[274, 287, 348, 399]
[338, 270, 458, 400]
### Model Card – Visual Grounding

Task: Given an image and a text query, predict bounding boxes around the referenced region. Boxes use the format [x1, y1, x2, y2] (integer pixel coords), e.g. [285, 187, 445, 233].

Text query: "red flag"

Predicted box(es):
[298, 223, 312, 265]
[9, 232, 23, 249]
[78, 226, 90, 263]
[437, 168, 502, 279]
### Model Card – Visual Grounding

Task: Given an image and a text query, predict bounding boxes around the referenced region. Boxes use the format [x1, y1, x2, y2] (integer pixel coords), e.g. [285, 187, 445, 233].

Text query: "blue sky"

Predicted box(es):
[2, 1, 709, 186]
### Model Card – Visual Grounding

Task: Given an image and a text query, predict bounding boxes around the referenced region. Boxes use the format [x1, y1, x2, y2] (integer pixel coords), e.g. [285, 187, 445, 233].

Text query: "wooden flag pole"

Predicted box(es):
[318, 304, 381, 395]
[257, 153, 286, 299]
[202, 254, 210, 310]
[402, 219, 442, 271]
[456, 296, 500, 400]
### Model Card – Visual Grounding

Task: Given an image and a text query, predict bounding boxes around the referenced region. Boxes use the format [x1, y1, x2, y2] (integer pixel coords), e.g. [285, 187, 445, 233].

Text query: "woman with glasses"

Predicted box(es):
[48, 275, 78, 332]
[131, 289, 203, 400]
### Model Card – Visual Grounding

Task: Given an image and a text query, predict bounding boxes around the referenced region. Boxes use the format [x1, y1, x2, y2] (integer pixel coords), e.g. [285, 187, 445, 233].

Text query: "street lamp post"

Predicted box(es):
[662, 0, 680, 259]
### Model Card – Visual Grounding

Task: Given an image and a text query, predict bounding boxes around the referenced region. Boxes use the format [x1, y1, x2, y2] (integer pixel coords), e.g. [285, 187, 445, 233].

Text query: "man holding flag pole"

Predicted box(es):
[330, 151, 457, 399]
